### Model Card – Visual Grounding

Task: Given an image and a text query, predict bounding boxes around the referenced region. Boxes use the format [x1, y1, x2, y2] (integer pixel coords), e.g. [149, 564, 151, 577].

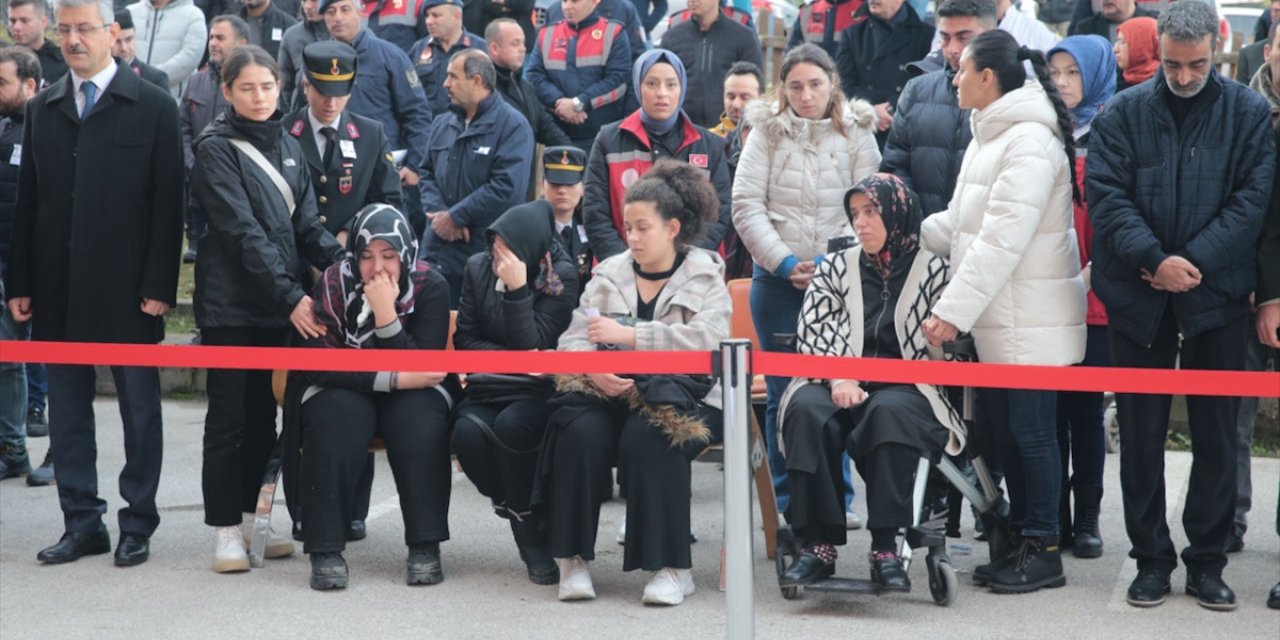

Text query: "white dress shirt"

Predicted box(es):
[71, 61, 119, 118]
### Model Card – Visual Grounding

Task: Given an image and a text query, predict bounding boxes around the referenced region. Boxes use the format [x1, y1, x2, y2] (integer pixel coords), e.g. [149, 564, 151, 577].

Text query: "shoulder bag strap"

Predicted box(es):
[228, 138, 296, 217]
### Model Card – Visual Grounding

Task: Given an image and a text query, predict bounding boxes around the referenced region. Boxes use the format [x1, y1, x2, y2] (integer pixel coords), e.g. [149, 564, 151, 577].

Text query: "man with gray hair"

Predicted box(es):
[418, 49, 533, 306]
[6, 0, 184, 567]
[1087, 0, 1276, 612]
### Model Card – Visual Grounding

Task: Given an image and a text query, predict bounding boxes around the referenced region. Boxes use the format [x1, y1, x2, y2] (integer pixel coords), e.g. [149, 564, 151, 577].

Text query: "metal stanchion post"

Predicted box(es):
[719, 339, 754, 640]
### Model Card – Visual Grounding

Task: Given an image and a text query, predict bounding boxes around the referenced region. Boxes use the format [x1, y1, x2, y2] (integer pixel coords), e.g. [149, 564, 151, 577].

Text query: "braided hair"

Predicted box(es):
[966, 30, 1081, 205]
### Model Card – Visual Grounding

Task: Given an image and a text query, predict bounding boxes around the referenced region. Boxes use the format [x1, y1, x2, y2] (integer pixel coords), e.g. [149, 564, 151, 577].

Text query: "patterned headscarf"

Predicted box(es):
[314, 204, 434, 348]
[844, 173, 922, 281]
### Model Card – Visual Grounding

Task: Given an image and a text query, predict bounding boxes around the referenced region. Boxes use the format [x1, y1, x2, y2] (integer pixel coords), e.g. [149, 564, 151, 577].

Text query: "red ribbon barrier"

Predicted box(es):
[0, 340, 1277, 398]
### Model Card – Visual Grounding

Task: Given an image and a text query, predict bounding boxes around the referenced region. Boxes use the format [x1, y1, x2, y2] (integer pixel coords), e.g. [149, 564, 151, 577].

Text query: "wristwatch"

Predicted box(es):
[572, 97, 585, 113]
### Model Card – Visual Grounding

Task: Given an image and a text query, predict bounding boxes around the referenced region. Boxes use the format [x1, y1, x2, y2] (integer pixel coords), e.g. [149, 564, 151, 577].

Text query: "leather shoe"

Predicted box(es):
[1126, 568, 1171, 607]
[869, 550, 911, 592]
[1186, 572, 1237, 611]
[1267, 581, 1280, 610]
[37, 529, 111, 564]
[346, 520, 366, 541]
[310, 552, 348, 590]
[779, 552, 834, 587]
[114, 534, 150, 567]
[406, 542, 444, 585]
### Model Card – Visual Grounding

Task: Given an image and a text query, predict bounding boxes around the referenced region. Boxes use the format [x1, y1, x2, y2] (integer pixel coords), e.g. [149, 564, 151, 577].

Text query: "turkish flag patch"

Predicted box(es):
[689, 154, 708, 168]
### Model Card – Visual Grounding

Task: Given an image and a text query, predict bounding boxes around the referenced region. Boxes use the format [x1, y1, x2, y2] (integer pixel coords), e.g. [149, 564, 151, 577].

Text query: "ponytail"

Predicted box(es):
[968, 30, 1081, 205]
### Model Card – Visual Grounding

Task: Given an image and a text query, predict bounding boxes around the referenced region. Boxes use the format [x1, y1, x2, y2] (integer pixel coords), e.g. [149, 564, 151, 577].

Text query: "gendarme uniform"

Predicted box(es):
[285, 41, 402, 235]
[543, 145, 592, 285]
[407, 0, 487, 117]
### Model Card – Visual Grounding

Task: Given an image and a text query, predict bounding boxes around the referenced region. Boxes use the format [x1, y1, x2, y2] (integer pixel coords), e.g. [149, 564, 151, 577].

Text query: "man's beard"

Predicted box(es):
[1166, 75, 1208, 98]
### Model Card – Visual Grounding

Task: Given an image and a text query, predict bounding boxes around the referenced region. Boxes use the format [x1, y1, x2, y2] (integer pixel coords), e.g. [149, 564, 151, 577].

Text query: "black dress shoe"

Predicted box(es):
[779, 552, 835, 587]
[1126, 568, 1171, 607]
[346, 520, 366, 541]
[406, 542, 443, 586]
[1267, 581, 1280, 610]
[114, 534, 150, 567]
[310, 552, 348, 590]
[37, 530, 111, 564]
[869, 550, 911, 592]
[1186, 572, 1237, 611]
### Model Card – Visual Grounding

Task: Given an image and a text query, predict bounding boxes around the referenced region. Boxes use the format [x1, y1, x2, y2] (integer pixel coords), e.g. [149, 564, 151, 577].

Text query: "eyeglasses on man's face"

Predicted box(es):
[54, 23, 110, 38]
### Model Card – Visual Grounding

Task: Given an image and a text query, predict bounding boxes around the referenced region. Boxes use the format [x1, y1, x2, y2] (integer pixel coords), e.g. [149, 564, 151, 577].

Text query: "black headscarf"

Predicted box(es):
[314, 204, 433, 348]
[486, 205, 565, 297]
[844, 173, 922, 281]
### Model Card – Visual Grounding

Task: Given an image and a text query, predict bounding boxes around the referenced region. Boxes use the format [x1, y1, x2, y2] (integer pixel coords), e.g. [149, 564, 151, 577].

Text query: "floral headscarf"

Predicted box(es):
[844, 173, 922, 281]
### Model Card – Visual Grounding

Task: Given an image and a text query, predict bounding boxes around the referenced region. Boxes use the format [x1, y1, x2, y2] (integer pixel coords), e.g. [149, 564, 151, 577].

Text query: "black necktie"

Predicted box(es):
[561, 225, 574, 249]
[320, 126, 337, 169]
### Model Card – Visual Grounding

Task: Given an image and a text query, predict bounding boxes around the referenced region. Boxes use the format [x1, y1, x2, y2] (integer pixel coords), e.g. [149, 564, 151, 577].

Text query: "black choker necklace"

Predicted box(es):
[633, 252, 685, 281]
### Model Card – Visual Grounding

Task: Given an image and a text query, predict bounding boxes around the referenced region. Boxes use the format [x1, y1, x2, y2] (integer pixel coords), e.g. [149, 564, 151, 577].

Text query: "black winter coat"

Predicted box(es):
[880, 68, 971, 216]
[658, 14, 764, 128]
[191, 109, 344, 328]
[0, 114, 21, 281]
[835, 5, 933, 112]
[495, 66, 571, 148]
[1261, 126, 1280, 304]
[238, 3, 299, 60]
[1087, 70, 1276, 345]
[454, 245, 580, 352]
[7, 67, 185, 344]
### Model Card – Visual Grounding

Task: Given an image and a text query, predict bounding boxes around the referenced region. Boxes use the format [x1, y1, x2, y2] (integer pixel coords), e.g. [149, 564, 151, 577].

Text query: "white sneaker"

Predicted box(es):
[213, 526, 251, 573]
[641, 568, 695, 606]
[556, 556, 596, 601]
[616, 520, 626, 545]
[846, 510, 864, 530]
[241, 519, 295, 559]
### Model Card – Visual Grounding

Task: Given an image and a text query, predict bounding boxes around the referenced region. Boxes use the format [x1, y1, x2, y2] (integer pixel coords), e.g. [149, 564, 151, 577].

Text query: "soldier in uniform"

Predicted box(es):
[281, 40, 402, 543]
[542, 146, 591, 285]
[287, 40, 402, 243]
[407, 0, 487, 117]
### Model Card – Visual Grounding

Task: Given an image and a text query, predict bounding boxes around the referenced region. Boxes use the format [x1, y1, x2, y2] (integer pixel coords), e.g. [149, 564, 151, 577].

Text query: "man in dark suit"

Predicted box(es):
[286, 40, 402, 241]
[1069, 0, 1157, 42]
[5, 0, 185, 568]
[111, 10, 170, 91]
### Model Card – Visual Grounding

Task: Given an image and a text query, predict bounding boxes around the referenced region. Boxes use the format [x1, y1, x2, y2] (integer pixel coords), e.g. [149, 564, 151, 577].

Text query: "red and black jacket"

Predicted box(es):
[526, 11, 632, 145]
[582, 110, 733, 260]
[787, 0, 866, 60]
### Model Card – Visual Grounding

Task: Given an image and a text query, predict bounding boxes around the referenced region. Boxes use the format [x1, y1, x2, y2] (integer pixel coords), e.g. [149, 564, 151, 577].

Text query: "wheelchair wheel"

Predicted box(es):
[928, 560, 957, 607]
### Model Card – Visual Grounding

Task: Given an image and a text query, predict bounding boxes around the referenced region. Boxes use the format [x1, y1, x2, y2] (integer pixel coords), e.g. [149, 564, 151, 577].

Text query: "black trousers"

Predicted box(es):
[46, 364, 163, 536]
[453, 398, 552, 515]
[545, 398, 723, 572]
[301, 387, 452, 553]
[200, 327, 289, 527]
[1111, 308, 1245, 575]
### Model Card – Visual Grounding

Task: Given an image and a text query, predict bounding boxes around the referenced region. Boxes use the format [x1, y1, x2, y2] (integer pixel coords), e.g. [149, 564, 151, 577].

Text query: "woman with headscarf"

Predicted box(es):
[451, 204, 581, 586]
[288, 203, 460, 591]
[580, 48, 734, 263]
[1114, 17, 1160, 92]
[542, 160, 729, 607]
[775, 173, 965, 592]
[1047, 35, 1116, 561]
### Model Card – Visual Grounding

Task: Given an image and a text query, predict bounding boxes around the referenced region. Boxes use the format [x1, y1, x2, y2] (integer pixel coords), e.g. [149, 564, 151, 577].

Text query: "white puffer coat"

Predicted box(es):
[921, 80, 1085, 366]
[731, 98, 881, 275]
[128, 0, 209, 98]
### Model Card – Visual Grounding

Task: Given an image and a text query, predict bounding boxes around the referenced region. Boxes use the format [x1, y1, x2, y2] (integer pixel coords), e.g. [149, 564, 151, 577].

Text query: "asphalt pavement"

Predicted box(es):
[1, 399, 1277, 639]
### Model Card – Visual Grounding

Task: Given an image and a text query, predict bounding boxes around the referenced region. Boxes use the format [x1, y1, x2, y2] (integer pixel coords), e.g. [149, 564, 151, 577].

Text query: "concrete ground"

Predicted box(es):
[1, 399, 1277, 639]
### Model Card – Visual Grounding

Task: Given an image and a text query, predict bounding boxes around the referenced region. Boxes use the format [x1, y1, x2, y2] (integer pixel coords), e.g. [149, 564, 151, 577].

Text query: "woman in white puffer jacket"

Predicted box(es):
[731, 43, 880, 524]
[921, 29, 1085, 596]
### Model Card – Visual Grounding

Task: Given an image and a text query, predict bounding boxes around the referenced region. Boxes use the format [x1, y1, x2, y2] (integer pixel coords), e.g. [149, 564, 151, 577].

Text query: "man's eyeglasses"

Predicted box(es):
[54, 23, 110, 38]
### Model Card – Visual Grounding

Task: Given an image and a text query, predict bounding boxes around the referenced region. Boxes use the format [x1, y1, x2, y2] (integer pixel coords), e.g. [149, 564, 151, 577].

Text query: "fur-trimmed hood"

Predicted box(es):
[742, 97, 877, 145]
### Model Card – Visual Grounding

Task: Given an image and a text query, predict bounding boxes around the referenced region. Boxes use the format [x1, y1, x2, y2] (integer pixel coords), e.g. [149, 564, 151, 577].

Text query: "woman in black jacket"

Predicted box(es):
[294, 203, 459, 591]
[191, 45, 343, 574]
[451, 204, 580, 586]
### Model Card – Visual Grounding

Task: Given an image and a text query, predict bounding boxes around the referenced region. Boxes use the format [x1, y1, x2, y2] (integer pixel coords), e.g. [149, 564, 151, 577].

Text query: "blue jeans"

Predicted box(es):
[982, 387, 1061, 538]
[0, 305, 28, 449]
[750, 264, 854, 514]
[26, 361, 45, 411]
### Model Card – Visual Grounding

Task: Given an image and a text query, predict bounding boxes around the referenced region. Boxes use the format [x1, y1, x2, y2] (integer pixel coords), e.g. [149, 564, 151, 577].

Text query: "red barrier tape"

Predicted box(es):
[0, 340, 1276, 398]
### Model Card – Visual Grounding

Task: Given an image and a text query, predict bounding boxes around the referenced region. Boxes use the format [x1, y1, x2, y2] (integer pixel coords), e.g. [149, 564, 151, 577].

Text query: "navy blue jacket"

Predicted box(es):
[0, 115, 21, 282]
[526, 11, 633, 146]
[344, 29, 434, 171]
[418, 92, 534, 280]
[407, 31, 487, 117]
[1087, 70, 1276, 345]
[880, 68, 971, 216]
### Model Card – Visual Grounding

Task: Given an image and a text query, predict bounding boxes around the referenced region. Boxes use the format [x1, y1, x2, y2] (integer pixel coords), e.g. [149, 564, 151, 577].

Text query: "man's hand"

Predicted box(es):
[7, 297, 31, 322]
[789, 260, 816, 290]
[554, 98, 588, 124]
[587, 372, 635, 397]
[873, 102, 893, 132]
[922, 315, 959, 347]
[428, 211, 468, 243]
[831, 380, 867, 409]
[140, 299, 170, 316]
[1256, 302, 1280, 349]
[398, 167, 419, 187]
[1142, 256, 1201, 293]
[290, 295, 327, 339]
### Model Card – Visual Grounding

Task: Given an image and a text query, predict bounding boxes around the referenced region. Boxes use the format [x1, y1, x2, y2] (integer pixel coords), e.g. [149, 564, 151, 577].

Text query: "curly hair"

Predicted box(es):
[623, 159, 720, 248]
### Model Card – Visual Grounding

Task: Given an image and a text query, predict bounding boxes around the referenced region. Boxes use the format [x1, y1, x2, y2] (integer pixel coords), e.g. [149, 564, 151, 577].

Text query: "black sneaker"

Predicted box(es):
[25, 406, 47, 437]
[0, 446, 32, 479]
[1126, 568, 1171, 607]
[26, 449, 54, 486]
[1186, 571, 1237, 612]
[987, 536, 1066, 594]
[1267, 581, 1280, 610]
[406, 542, 443, 585]
[309, 552, 348, 590]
